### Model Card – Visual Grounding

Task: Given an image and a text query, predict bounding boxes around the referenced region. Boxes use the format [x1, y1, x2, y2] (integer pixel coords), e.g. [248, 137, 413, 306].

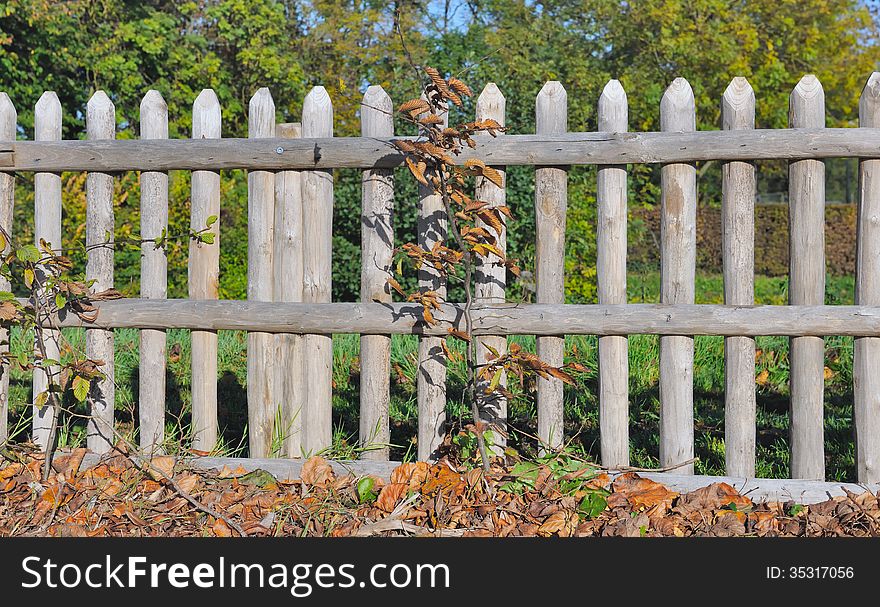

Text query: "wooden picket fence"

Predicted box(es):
[1, 71, 880, 486]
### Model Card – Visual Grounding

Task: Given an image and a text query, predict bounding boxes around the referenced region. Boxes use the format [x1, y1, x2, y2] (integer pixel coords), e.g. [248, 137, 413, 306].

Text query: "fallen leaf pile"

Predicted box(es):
[1, 447, 879, 537]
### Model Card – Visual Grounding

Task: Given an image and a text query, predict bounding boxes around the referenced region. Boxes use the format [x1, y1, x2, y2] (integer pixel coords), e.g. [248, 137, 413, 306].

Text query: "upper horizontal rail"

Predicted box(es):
[1, 128, 879, 172]
[35, 298, 880, 336]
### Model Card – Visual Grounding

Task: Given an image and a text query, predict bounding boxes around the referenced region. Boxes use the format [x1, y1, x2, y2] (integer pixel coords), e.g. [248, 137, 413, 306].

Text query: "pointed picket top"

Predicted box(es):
[87, 90, 115, 140]
[192, 89, 221, 139]
[722, 77, 755, 131]
[35, 91, 61, 141]
[361, 85, 393, 137]
[303, 86, 333, 138]
[859, 72, 880, 128]
[790, 74, 825, 129]
[598, 79, 627, 133]
[536, 81, 567, 135]
[0, 93, 16, 141]
[140, 90, 168, 140]
[660, 77, 695, 132]
[248, 87, 275, 139]
[477, 82, 505, 125]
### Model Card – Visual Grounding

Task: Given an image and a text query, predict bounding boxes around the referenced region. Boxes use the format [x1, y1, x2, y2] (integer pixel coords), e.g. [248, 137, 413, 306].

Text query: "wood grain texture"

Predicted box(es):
[597, 79, 629, 468]
[138, 90, 169, 453]
[301, 86, 334, 455]
[85, 91, 116, 454]
[659, 78, 696, 475]
[32, 91, 62, 450]
[0, 93, 14, 445]
[855, 72, 880, 483]
[474, 82, 507, 450]
[417, 99, 448, 462]
[246, 88, 277, 458]
[359, 86, 394, 460]
[274, 122, 304, 458]
[788, 75, 826, 480]
[10, 128, 880, 172]
[29, 300, 880, 336]
[189, 89, 221, 452]
[721, 77, 757, 477]
[535, 81, 567, 451]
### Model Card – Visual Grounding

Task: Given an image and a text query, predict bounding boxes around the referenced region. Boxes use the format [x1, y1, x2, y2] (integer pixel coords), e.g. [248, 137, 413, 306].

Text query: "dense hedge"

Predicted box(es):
[629, 203, 857, 276]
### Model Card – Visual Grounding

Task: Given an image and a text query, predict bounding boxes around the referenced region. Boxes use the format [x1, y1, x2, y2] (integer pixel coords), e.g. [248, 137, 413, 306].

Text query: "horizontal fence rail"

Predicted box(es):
[32, 300, 880, 336]
[4, 128, 880, 172]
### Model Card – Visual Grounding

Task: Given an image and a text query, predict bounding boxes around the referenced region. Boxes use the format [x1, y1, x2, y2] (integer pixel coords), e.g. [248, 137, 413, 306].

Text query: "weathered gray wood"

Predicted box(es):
[11, 128, 880, 172]
[417, 99, 448, 463]
[475, 82, 507, 450]
[301, 86, 334, 455]
[660, 78, 696, 475]
[722, 77, 757, 478]
[189, 89, 221, 453]
[359, 86, 394, 460]
[274, 122, 304, 458]
[855, 72, 880, 483]
[597, 79, 629, 468]
[32, 91, 62, 450]
[34, 299, 880, 336]
[621, 472, 880, 505]
[85, 91, 116, 454]
[138, 90, 169, 453]
[535, 81, 567, 451]
[0, 93, 14, 445]
[246, 88, 277, 458]
[789, 75, 826, 480]
[70, 450, 880, 505]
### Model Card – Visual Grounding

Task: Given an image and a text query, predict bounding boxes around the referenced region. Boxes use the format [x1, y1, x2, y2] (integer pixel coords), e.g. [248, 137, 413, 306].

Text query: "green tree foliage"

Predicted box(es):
[1, 0, 878, 302]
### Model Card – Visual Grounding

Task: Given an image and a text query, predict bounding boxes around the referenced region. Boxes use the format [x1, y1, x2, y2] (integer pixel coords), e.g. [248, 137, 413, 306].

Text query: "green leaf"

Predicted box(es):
[200, 232, 215, 244]
[488, 368, 503, 392]
[357, 477, 377, 503]
[206, 214, 218, 227]
[0, 291, 14, 301]
[16, 245, 40, 263]
[72, 375, 90, 402]
[578, 491, 608, 519]
[55, 293, 67, 310]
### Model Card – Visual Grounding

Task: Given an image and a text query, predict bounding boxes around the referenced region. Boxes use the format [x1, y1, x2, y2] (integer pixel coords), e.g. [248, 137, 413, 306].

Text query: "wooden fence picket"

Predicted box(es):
[597, 79, 629, 468]
[417, 100, 448, 462]
[246, 88, 277, 458]
[0, 93, 14, 445]
[659, 78, 696, 475]
[721, 77, 757, 477]
[32, 91, 62, 450]
[301, 86, 334, 455]
[535, 81, 568, 452]
[854, 72, 880, 483]
[359, 85, 394, 460]
[788, 74, 826, 480]
[274, 122, 305, 458]
[475, 83, 508, 450]
[138, 90, 169, 453]
[189, 89, 221, 453]
[85, 91, 116, 453]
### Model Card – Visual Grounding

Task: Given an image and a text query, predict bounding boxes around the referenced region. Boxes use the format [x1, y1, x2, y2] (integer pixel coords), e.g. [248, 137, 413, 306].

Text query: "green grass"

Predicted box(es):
[3, 272, 859, 481]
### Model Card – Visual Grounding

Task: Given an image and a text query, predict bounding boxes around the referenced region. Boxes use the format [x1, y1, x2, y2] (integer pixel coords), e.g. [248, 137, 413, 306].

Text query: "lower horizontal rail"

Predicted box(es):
[69, 452, 880, 504]
[26, 299, 880, 336]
